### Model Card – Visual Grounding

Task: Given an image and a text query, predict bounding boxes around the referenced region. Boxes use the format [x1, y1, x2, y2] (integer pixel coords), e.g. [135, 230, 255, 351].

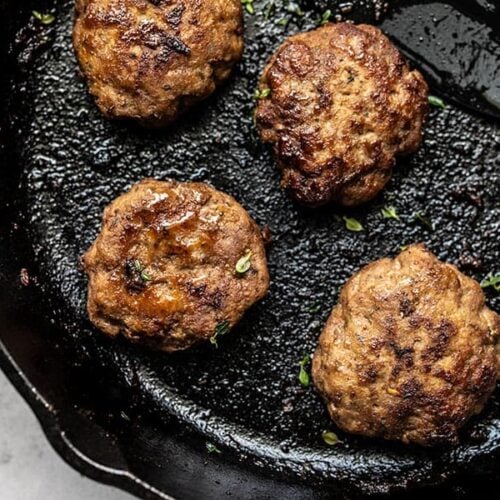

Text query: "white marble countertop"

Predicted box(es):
[0, 370, 136, 500]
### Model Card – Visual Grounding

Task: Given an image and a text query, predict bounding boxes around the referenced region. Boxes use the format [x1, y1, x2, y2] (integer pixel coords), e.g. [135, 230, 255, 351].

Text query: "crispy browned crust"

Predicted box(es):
[83, 179, 269, 352]
[73, 0, 244, 126]
[255, 23, 429, 207]
[312, 244, 499, 446]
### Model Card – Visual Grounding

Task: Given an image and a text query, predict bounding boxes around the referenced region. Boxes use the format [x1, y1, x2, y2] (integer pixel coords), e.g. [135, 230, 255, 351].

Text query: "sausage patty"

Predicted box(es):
[255, 23, 428, 206]
[312, 244, 499, 446]
[83, 179, 269, 352]
[73, 0, 244, 126]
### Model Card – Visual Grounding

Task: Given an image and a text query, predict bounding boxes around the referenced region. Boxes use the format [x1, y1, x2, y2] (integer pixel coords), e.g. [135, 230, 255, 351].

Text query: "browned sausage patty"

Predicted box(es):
[83, 179, 269, 352]
[312, 244, 499, 446]
[255, 23, 429, 207]
[73, 0, 243, 126]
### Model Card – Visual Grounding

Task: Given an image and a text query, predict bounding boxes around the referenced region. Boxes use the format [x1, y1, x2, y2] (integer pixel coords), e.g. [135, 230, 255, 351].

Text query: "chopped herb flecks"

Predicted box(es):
[210, 320, 230, 347]
[322, 430, 341, 446]
[32, 10, 55, 24]
[235, 250, 252, 275]
[254, 87, 271, 100]
[319, 9, 332, 25]
[285, 3, 304, 17]
[480, 273, 500, 293]
[125, 259, 152, 292]
[298, 354, 310, 387]
[206, 442, 221, 454]
[241, 0, 255, 15]
[413, 212, 434, 231]
[133, 259, 152, 281]
[277, 17, 290, 27]
[428, 95, 446, 109]
[381, 205, 400, 220]
[343, 216, 364, 232]
[263, 2, 275, 20]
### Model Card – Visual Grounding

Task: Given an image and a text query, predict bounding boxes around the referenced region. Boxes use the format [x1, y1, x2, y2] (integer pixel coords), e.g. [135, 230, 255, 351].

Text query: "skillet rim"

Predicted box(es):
[0, 338, 173, 500]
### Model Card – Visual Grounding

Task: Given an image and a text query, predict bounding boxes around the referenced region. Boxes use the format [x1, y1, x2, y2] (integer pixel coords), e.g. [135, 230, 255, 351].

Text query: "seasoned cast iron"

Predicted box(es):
[0, 0, 499, 498]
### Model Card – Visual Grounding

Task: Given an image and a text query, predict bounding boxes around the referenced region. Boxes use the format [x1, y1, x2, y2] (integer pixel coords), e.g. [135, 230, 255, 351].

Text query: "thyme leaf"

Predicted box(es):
[32, 11, 55, 24]
[322, 430, 342, 445]
[428, 95, 446, 109]
[210, 320, 230, 347]
[381, 205, 400, 220]
[298, 354, 310, 387]
[343, 216, 364, 232]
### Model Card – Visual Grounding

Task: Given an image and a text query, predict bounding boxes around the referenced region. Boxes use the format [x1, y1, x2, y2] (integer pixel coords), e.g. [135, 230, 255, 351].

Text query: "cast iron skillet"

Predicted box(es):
[0, 0, 499, 498]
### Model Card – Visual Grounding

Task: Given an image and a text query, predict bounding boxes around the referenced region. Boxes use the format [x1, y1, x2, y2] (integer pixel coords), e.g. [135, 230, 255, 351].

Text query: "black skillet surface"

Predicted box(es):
[0, 0, 499, 498]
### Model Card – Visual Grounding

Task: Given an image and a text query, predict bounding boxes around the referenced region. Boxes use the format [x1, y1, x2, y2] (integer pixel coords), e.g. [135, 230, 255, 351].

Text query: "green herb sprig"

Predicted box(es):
[210, 320, 230, 347]
[298, 354, 310, 387]
[285, 2, 304, 17]
[343, 216, 364, 232]
[254, 88, 271, 100]
[241, 0, 255, 15]
[428, 95, 446, 109]
[235, 250, 252, 275]
[263, 2, 275, 20]
[206, 442, 221, 454]
[322, 430, 342, 446]
[133, 260, 152, 282]
[319, 9, 332, 25]
[32, 10, 55, 24]
[413, 212, 434, 231]
[480, 273, 500, 292]
[381, 205, 400, 221]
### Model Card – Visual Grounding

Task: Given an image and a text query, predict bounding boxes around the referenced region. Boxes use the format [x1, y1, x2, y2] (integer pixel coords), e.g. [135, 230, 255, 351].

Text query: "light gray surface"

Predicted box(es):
[0, 369, 136, 500]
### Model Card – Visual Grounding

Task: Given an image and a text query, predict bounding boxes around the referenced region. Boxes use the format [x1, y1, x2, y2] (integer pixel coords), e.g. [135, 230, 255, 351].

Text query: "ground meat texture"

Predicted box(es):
[73, 0, 243, 126]
[312, 244, 499, 446]
[83, 179, 270, 352]
[255, 23, 429, 207]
